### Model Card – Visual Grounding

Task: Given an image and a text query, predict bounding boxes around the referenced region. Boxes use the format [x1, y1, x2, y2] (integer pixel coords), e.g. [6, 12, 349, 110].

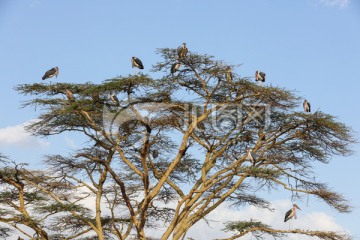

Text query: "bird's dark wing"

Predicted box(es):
[42, 68, 56, 80]
[260, 72, 266, 82]
[308, 102, 311, 112]
[177, 47, 182, 58]
[250, 151, 258, 161]
[178, 47, 188, 59]
[135, 58, 144, 69]
[171, 63, 177, 73]
[250, 151, 259, 166]
[184, 47, 188, 56]
[113, 95, 120, 106]
[284, 209, 292, 222]
[152, 149, 158, 158]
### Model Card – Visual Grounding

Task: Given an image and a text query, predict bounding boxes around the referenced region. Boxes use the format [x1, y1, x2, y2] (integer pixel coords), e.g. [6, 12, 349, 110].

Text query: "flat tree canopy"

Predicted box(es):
[0, 48, 355, 240]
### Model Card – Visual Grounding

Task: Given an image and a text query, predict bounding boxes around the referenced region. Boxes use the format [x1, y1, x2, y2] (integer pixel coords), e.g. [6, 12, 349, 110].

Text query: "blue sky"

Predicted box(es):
[0, 0, 359, 239]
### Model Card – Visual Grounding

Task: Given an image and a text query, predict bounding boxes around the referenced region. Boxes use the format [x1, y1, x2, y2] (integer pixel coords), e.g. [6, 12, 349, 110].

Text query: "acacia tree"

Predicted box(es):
[0, 47, 354, 240]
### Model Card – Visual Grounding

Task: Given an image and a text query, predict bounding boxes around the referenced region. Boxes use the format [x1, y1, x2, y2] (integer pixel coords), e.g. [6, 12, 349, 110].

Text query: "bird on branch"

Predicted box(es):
[303, 99, 311, 113]
[246, 148, 259, 167]
[284, 204, 301, 222]
[178, 42, 188, 60]
[226, 66, 233, 83]
[171, 62, 181, 74]
[255, 70, 266, 83]
[42, 66, 59, 85]
[132, 57, 144, 69]
[110, 93, 120, 106]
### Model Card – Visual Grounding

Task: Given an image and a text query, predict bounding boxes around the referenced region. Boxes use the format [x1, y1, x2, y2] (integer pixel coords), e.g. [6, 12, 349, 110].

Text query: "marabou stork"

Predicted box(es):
[246, 148, 258, 167]
[131, 57, 144, 74]
[255, 70, 266, 83]
[92, 91, 100, 102]
[225, 66, 233, 83]
[65, 89, 75, 102]
[303, 99, 311, 113]
[171, 62, 181, 74]
[110, 93, 120, 106]
[258, 129, 266, 142]
[241, 131, 253, 142]
[152, 149, 158, 158]
[284, 204, 301, 222]
[42, 67, 59, 84]
[178, 42, 188, 60]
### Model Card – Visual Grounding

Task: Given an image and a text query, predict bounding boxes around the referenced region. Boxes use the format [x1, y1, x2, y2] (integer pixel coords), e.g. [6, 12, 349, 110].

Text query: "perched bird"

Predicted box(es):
[246, 148, 259, 166]
[303, 99, 311, 113]
[171, 62, 181, 74]
[152, 149, 158, 158]
[110, 93, 120, 106]
[225, 66, 233, 83]
[241, 131, 253, 142]
[65, 89, 75, 102]
[92, 91, 100, 102]
[255, 70, 266, 82]
[284, 204, 301, 222]
[258, 129, 266, 142]
[42, 67, 59, 80]
[131, 57, 144, 69]
[178, 42, 188, 60]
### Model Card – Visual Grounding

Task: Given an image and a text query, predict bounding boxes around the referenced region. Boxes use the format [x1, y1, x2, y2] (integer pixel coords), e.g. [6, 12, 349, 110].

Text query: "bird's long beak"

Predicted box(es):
[296, 205, 301, 210]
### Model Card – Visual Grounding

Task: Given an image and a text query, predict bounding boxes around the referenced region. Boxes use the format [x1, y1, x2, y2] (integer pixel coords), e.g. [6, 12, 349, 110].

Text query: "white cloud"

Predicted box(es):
[0, 121, 49, 148]
[181, 199, 348, 240]
[317, 0, 350, 8]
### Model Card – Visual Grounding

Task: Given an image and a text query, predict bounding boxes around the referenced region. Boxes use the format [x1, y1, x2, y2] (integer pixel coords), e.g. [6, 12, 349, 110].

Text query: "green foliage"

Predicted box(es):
[224, 219, 270, 232]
